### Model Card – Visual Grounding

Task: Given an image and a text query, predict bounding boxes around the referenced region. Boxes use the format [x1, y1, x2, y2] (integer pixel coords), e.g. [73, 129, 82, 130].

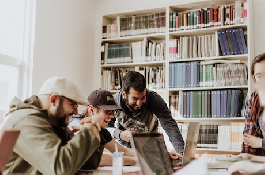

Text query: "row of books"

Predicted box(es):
[169, 34, 217, 60]
[178, 123, 244, 150]
[135, 66, 165, 89]
[169, 1, 247, 31]
[101, 28, 246, 64]
[102, 12, 166, 39]
[131, 39, 165, 63]
[169, 61, 247, 88]
[101, 68, 128, 91]
[101, 39, 165, 64]
[102, 43, 131, 64]
[101, 66, 165, 91]
[170, 89, 247, 119]
[217, 28, 248, 56]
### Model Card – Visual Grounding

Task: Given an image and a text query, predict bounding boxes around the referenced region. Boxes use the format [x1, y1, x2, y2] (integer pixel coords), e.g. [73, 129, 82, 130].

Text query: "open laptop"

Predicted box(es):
[0, 130, 20, 172]
[130, 122, 200, 175]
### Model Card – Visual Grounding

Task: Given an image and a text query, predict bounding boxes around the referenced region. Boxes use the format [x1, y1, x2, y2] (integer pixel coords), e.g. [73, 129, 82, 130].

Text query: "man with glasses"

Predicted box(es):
[0, 76, 103, 174]
[68, 89, 136, 166]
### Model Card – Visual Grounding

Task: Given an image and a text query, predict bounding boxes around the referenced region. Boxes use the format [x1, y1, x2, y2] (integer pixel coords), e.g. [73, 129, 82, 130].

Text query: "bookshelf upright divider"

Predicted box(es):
[100, 0, 252, 154]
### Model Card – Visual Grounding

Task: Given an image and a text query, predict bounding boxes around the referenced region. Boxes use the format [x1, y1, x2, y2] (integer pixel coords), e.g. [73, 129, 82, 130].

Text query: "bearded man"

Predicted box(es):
[107, 71, 184, 157]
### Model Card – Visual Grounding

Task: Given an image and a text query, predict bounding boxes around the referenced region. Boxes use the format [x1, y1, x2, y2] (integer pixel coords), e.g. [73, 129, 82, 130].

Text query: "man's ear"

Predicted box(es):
[50, 95, 58, 106]
[121, 91, 126, 99]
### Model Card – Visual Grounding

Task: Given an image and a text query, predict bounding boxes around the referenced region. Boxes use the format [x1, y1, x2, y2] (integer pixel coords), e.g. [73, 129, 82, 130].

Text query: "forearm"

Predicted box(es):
[251, 155, 265, 162]
[160, 120, 184, 153]
[123, 148, 135, 157]
[99, 153, 113, 166]
[99, 153, 136, 166]
[123, 156, 137, 165]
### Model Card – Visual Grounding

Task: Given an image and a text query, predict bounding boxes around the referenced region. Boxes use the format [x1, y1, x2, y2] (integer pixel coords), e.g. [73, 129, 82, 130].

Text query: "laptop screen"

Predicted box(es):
[0, 130, 20, 172]
[182, 122, 200, 166]
[131, 133, 173, 175]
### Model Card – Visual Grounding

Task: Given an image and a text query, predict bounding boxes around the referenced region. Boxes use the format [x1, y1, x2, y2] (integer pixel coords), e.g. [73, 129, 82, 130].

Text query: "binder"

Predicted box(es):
[226, 90, 232, 118]
[198, 91, 202, 118]
[216, 90, 221, 118]
[235, 28, 244, 54]
[233, 90, 240, 117]
[187, 91, 190, 118]
[169, 63, 172, 88]
[217, 30, 226, 56]
[221, 30, 231, 55]
[225, 29, 234, 55]
[238, 28, 248, 54]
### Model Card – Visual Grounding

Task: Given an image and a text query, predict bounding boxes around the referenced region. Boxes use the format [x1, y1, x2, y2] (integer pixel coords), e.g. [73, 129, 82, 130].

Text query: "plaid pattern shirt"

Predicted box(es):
[241, 91, 265, 156]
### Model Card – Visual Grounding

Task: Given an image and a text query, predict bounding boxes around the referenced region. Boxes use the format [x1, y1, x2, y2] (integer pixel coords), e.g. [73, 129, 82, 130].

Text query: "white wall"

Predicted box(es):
[32, 0, 95, 97]
[253, 0, 265, 56]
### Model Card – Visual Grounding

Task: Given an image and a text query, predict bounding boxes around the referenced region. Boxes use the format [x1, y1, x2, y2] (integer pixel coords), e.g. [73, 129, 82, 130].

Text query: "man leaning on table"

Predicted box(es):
[108, 71, 184, 158]
[0, 77, 104, 175]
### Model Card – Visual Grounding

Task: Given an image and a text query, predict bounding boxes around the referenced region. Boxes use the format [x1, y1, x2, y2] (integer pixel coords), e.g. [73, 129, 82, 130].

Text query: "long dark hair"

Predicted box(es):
[250, 53, 265, 121]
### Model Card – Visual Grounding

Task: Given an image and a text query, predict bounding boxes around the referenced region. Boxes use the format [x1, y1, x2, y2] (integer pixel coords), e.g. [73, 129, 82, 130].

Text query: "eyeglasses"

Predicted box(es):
[60, 96, 78, 109]
[103, 110, 118, 115]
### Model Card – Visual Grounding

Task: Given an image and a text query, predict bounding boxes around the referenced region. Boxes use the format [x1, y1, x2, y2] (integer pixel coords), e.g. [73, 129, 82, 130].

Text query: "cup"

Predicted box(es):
[112, 152, 123, 175]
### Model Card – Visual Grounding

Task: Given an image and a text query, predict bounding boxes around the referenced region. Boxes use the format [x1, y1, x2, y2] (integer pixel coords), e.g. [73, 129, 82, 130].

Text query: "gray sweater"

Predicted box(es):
[108, 90, 184, 154]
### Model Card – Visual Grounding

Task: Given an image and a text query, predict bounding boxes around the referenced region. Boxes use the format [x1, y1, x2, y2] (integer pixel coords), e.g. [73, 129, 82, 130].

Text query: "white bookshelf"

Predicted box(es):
[99, 0, 253, 154]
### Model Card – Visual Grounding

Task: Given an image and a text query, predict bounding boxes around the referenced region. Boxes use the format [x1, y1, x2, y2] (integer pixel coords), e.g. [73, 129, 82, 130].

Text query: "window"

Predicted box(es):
[0, 0, 36, 116]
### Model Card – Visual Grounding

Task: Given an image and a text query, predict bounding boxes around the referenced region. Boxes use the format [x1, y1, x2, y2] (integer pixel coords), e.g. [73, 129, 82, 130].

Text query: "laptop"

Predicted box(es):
[130, 122, 200, 175]
[0, 130, 20, 172]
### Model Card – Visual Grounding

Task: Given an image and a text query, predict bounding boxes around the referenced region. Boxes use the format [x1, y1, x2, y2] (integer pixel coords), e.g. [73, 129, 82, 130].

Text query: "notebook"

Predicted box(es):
[130, 122, 200, 175]
[0, 130, 20, 172]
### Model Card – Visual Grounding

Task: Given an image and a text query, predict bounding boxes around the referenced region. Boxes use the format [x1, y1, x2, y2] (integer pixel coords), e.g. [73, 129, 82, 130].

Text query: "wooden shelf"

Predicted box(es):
[176, 117, 245, 124]
[169, 24, 247, 37]
[102, 33, 166, 43]
[169, 54, 248, 63]
[169, 86, 248, 91]
[196, 148, 241, 155]
[101, 60, 165, 68]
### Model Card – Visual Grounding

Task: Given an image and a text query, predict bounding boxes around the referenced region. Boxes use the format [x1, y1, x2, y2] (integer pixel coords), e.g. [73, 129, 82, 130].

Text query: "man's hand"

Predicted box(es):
[228, 161, 265, 175]
[120, 129, 136, 142]
[80, 117, 101, 142]
[168, 149, 182, 159]
[243, 134, 263, 148]
[233, 153, 253, 160]
[71, 126, 81, 133]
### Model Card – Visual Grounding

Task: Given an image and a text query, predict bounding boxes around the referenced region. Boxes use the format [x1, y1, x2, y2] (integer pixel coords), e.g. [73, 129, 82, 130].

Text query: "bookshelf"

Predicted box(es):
[99, 0, 253, 154]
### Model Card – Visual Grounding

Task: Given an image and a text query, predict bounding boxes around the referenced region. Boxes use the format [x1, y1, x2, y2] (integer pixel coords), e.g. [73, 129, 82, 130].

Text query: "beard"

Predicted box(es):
[125, 97, 143, 113]
[54, 100, 68, 127]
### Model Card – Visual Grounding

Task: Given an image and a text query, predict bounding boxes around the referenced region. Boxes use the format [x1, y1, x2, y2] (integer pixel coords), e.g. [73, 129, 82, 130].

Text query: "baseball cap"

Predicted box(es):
[39, 76, 89, 105]
[87, 89, 121, 110]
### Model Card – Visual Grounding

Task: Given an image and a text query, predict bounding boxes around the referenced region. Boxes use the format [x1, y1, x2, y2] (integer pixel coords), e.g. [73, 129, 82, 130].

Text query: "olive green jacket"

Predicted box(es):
[0, 95, 104, 175]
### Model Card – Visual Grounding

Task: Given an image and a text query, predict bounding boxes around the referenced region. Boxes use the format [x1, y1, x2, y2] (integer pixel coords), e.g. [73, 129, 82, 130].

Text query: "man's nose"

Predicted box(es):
[73, 108, 78, 115]
[136, 100, 142, 106]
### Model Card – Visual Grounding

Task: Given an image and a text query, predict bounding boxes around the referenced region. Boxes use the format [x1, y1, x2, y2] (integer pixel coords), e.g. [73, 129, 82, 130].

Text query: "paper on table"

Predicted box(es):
[173, 156, 208, 175]
[98, 165, 140, 173]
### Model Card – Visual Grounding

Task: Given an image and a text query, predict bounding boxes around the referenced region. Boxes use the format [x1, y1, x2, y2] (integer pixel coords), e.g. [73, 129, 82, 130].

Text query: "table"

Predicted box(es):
[92, 166, 229, 175]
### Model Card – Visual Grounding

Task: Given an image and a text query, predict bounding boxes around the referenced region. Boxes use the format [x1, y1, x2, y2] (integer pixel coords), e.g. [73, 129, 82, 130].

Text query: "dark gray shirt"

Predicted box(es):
[108, 90, 184, 154]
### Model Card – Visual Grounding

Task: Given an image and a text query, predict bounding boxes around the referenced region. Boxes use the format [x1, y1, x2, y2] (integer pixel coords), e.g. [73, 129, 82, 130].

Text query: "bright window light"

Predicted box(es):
[0, 65, 19, 110]
[0, 0, 35, 116]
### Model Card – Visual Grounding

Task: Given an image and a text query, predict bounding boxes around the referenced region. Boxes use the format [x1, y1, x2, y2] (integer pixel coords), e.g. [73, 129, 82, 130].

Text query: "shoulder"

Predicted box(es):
[113, 91, 123, 107]
[247, 91, 259, 107]
[100, 128, 112, 143]
[146, 89, 166, 105]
